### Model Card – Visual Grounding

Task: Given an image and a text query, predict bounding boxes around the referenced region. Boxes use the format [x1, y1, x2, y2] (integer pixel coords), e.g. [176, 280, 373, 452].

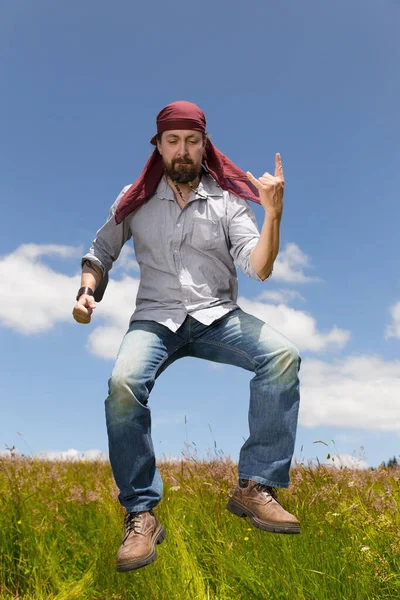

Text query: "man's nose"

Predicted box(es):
[176, 141, 189, 156]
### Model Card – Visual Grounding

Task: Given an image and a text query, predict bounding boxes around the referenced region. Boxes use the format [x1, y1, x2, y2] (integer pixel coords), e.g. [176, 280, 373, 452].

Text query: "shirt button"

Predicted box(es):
[177, 223, 181, 228]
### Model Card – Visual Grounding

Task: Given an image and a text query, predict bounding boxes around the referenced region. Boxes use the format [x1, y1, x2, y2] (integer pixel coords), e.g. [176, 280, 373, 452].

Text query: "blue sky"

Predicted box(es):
[1, 0, 399, 469]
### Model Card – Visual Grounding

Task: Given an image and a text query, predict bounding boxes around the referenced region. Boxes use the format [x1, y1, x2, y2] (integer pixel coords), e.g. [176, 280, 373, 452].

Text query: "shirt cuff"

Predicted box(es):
[247, 248, 274, 282]
[81, 254, 106, 275]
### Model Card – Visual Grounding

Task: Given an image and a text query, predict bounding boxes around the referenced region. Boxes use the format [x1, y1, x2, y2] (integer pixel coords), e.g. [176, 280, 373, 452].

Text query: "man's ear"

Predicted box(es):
[156, 140, 162, 156]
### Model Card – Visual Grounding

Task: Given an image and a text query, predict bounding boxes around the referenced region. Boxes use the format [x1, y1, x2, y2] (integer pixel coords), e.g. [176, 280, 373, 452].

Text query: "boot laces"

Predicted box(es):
[123, 510, 153, 540]
[251, 483, 280, 503]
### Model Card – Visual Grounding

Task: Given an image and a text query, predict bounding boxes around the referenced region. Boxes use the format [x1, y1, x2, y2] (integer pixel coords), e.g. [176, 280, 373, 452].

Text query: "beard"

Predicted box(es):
[163, 156, 202, 183]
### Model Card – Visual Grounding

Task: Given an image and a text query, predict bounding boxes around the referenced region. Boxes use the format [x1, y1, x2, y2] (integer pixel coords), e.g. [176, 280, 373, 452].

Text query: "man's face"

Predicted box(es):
[157, 130, 205, 183]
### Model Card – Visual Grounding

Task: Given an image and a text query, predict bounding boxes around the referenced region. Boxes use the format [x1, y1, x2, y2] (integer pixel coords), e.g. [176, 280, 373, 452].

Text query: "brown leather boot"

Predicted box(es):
[227, 479, 300, 534]
[116, 510, 166, 572]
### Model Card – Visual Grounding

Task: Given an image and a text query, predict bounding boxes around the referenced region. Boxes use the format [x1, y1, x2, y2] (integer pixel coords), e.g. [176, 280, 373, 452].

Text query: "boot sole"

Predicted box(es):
[116, 525, 166, 572]
[227, 497, 300, 534]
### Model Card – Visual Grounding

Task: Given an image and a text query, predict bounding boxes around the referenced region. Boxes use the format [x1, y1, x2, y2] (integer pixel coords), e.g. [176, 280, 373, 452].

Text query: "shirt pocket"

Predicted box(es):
[190, 217, 220, 251]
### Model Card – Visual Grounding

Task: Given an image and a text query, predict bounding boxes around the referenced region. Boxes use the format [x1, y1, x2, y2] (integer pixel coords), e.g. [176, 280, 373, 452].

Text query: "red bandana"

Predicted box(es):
[114, 101, 260, 224]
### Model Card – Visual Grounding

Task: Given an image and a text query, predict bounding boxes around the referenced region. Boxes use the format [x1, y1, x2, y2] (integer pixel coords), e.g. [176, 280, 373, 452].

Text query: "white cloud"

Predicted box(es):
[0, 447, 184, 463]
[0, 243, 81, 334]
[87, 325, 127, 360]
[157, 454, 182, 463]
[0, 243, 139, 355]
[324, 454, 369, 470]
[386, 301, 400, 339]
[11, 244, 83, 261]
[36, 449, 108, 461]
[272, 243, 320, 283]
[0, 447, 19, 457]
[0, 447, 108, 461]
[238, 296, 350, 352]
[256, 289, 305, 304]
[300, 355, 400, 433]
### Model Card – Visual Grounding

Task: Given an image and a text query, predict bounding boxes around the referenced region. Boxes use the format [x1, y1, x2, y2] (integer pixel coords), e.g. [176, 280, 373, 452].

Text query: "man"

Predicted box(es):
[72, 101, 301, 572]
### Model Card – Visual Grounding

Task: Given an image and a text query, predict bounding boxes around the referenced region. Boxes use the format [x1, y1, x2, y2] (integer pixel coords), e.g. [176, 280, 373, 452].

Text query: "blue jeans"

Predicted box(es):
[105, 308, 301, 512]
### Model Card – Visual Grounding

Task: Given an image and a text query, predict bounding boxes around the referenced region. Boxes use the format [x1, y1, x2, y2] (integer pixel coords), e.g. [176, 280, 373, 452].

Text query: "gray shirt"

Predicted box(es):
[82, 173, 268, 332]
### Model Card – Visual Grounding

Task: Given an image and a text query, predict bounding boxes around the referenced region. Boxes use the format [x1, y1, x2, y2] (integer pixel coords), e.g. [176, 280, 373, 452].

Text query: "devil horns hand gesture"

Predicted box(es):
[246, 153, 285, 219]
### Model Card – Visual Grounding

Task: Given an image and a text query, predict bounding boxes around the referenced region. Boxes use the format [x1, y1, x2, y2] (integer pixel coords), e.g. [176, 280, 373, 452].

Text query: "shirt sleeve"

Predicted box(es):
[227, 194, 267, 282]
[81, 185, 132, 300]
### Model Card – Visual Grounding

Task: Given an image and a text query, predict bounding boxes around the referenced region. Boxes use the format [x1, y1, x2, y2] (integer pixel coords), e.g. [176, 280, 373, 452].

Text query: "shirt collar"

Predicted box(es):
[155, 171, 223, 202]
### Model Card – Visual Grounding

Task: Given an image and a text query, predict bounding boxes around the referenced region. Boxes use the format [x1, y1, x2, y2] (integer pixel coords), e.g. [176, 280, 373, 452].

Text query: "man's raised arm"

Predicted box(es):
[247, 153, 285, 281]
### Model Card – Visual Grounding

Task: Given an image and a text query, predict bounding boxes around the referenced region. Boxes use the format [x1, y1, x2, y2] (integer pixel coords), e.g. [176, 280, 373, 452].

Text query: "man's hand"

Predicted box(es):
[72, 294, 96, 325]
[247, 153, 285, 218]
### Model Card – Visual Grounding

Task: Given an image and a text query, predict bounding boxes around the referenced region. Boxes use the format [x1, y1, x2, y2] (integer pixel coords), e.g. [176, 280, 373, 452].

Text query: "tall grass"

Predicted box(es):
[1, 452, 399, 599]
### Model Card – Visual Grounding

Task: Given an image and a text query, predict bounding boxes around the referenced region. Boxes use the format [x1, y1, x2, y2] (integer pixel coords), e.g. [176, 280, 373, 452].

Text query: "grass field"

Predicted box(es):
[1, 452, 399, 599]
